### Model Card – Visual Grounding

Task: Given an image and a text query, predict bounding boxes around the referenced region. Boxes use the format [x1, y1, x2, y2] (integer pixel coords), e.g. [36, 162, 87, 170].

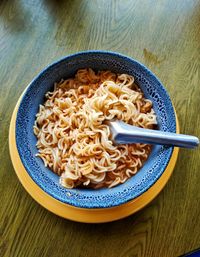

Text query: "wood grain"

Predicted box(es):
[0, 0, 200, 256]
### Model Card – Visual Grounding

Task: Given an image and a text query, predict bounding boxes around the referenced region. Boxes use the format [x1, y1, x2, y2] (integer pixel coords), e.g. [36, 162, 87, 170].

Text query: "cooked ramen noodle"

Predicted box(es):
[33, 69, 157, 189]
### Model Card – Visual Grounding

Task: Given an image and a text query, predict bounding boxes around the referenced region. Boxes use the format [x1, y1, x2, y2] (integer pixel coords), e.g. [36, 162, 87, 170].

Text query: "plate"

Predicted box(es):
[9, 93, 179, 223]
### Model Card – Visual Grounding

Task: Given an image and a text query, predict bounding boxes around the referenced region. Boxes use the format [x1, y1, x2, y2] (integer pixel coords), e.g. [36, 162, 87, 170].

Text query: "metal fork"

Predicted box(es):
[108, 120, 199, 149]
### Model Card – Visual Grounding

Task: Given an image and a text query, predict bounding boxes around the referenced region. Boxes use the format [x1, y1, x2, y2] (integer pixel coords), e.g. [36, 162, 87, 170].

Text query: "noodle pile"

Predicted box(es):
[33, 69, 157, 189]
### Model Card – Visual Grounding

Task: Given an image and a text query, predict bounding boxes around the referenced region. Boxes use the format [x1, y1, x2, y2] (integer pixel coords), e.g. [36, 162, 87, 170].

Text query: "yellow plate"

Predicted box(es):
[9, 95, 179, 223]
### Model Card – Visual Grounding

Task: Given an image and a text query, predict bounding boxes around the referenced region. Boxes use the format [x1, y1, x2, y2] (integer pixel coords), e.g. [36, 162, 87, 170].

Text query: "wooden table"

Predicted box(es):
[1, 1, 200, 256]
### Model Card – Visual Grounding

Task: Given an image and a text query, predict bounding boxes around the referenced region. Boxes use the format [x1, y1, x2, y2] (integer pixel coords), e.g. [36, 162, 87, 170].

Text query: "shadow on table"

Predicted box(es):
[43, 0, 90, 47]
[43, 0, 85, 16]
[0, 0, 85, 34]
[0, 0, 32, 33]
[58, 205, 149, 242]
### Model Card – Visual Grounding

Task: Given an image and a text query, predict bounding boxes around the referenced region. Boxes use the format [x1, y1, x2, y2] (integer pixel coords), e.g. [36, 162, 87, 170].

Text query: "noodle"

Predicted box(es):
[33, 68, 157, 189]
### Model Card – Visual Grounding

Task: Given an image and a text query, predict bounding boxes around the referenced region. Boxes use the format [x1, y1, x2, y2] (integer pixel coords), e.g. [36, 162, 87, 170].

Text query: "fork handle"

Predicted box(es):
[109, 120, 199, 149]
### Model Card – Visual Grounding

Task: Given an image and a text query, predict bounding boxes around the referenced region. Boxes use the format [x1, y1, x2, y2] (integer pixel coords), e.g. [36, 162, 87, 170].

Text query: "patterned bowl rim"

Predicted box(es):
[15, 50, 176, 208]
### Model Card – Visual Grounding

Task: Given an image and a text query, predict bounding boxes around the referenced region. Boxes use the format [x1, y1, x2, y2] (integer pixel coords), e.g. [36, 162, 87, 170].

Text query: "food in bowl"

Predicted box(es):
[33, 68, 157, 189]
[15, 51, 176, 208]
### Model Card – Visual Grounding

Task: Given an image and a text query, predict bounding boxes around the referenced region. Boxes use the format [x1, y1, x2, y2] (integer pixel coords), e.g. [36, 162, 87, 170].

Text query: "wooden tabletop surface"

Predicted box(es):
[1, 0, 200, 256]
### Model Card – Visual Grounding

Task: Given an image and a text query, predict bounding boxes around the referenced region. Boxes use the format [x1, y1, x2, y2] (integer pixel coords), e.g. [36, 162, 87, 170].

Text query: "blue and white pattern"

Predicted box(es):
[16, 51, 176, 208]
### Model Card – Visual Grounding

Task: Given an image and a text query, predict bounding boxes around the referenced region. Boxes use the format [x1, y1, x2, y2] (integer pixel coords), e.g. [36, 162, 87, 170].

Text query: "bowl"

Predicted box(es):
[15, 50, 176, 208]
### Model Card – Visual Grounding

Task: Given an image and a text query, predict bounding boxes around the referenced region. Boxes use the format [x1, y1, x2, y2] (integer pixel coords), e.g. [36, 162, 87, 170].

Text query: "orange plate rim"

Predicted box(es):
[9, 93, 179, 223]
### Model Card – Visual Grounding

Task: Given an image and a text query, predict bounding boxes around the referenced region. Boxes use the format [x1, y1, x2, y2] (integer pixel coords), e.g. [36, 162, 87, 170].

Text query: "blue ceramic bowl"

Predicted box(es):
[16, 51, 176, 208]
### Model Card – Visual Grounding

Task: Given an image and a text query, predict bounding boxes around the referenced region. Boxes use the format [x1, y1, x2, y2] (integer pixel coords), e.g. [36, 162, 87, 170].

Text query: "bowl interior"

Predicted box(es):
[16, 51, 176, 208]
